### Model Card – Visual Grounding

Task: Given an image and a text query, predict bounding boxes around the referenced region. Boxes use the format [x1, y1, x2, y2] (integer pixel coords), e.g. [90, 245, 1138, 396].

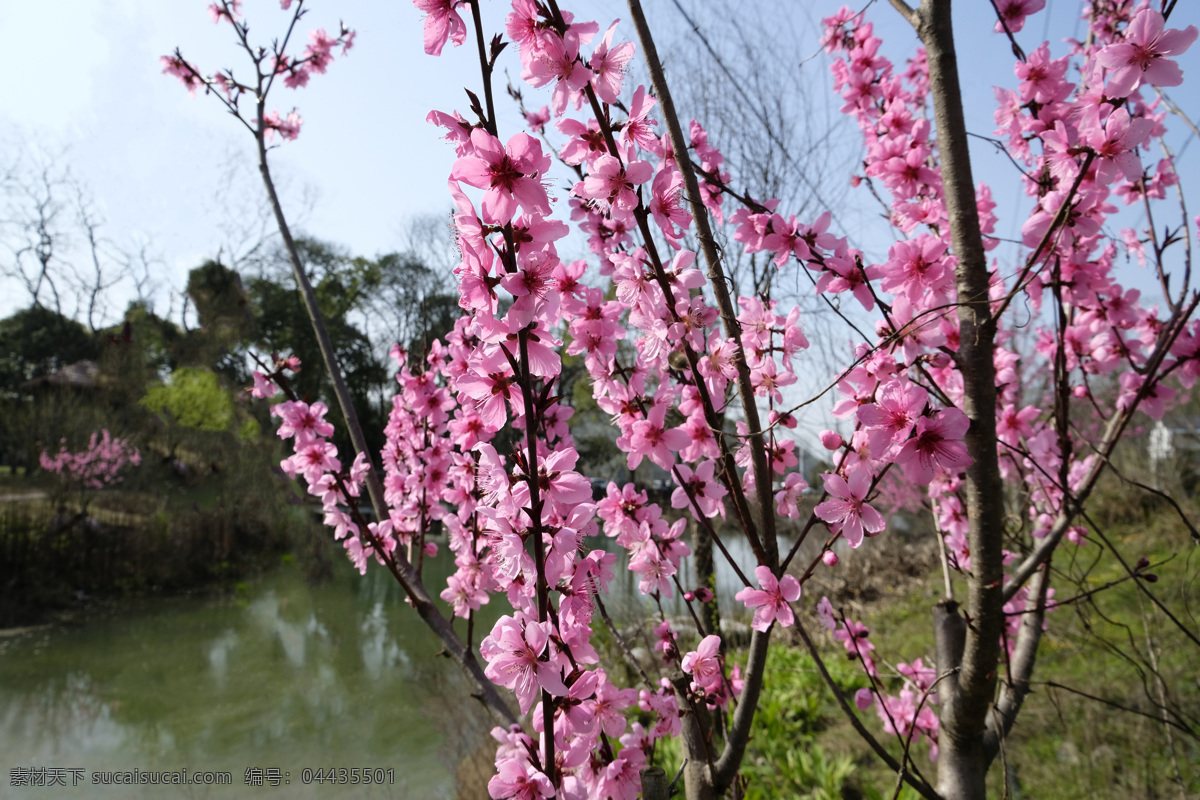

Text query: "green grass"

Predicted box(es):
[644, 489, 1200, 798]
[739, 645, 868, 800]
[802, 494, 1200, 799]
[973, 507, 1200, 799]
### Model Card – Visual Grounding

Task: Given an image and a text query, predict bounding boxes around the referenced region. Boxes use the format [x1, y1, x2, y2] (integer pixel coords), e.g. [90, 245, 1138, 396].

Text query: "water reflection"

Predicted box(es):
[0, 560, 495, 799]
[0, 531, 786, 799]
[360, 602, 410, 681]
[3, 671, 129, 763]
[207, 630, 238, 686]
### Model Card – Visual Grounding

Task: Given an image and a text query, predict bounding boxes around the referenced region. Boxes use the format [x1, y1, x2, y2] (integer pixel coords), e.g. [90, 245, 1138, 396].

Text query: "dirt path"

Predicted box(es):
[0, 491, 146, 525]
[0, 491, 47, 503]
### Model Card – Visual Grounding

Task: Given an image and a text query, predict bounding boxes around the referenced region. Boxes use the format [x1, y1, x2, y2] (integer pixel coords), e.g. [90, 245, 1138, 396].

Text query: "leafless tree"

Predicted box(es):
[70, 181, 127, 332]
[643, 1, 878, 431]
[1, 146, 72, 314]
[1, 142, 159, 329]
[126, 235, 166, 311]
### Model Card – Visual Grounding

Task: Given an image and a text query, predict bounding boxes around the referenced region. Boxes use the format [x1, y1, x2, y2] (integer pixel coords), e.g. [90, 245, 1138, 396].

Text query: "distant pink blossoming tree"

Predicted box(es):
[40, 430, 141, 514]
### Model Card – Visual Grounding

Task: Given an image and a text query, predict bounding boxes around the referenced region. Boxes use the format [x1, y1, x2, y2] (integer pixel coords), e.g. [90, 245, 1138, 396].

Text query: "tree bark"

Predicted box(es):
[640, 765, 670, 800]
[712, 626, 771, 789]
[910, 1, 1007, 796]
[691, 517, 721, 637]
[669, 671, 718, 800]
[933, 599, 966, 706]
[667, 627, 772, 799]
[983, 566, 1048, 764]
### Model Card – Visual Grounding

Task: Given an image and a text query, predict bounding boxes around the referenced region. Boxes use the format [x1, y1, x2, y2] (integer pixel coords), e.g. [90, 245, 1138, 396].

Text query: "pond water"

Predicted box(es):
[0, 531, 778, 799]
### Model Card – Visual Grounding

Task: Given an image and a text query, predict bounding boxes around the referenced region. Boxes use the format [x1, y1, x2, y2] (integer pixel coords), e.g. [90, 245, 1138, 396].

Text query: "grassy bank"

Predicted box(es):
[715, 490, 1200, 799]
[0, 463, 328, 627]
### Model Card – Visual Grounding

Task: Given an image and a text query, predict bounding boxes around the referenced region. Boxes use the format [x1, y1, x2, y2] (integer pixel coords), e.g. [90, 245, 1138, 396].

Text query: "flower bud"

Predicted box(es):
[927, 353, 951, 369]
[820, 430, 844, 450]
[823, 551, 839, 567]
[770, 409, 798, 429]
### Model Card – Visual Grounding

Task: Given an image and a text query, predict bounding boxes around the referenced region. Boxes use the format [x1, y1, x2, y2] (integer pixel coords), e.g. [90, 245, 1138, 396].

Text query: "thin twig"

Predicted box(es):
[794, 621, 943, 800]
[1035, 681, 1198, 737]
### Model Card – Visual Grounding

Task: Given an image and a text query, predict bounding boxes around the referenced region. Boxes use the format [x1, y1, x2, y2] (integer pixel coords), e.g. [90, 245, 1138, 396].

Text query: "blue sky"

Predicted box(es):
[1, 0, 482, 318]
[1, 0, 1195, 333]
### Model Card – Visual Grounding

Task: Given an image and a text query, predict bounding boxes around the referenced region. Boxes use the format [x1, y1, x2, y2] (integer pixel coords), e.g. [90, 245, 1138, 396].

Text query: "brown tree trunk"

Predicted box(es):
[902, 1, 1008, 796]
[691, 517, 721, 637]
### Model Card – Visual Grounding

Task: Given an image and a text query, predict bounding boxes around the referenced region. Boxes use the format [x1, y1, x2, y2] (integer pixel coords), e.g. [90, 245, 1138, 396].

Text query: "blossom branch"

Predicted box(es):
[627, 0, 780, 569]
[794, 620, 943, 800]
[1003, 291, 1200, 601]
[982, 562, 1049, 765]
[175, 3, 518, 730]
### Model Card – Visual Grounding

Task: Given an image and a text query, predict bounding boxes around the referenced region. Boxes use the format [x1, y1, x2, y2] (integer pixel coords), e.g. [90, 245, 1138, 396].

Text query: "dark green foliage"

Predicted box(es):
[115, 301, 183, 378]
[0, 305, 99, 394]
[186, 259, 256, 345]
[244, 237, 461, 456]
[0, 233, 466, 625]
[177, 259, 256, 386]
[0, 472, 314, 627]
[246, 239, 388, 454]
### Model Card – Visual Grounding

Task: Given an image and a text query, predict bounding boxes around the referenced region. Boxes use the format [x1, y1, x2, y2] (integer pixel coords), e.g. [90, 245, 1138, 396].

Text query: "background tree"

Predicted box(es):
[1, 144, 161, 330]
[354, 249, 460, 367]
[0, 306, 98, 396]
[184, 258, 257, 370]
